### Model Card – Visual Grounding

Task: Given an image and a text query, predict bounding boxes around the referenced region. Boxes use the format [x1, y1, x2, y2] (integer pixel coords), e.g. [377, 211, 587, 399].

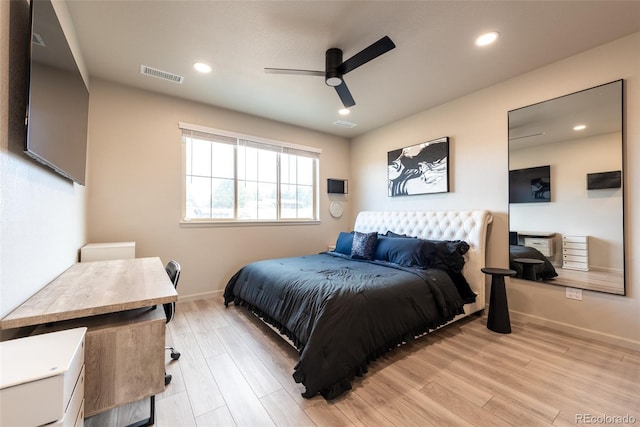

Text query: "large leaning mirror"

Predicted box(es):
[508, 80, 625, 295]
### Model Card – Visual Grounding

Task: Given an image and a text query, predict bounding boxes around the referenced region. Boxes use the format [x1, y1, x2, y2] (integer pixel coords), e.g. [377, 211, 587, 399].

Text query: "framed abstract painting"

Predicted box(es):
[387, 137, 450, 197]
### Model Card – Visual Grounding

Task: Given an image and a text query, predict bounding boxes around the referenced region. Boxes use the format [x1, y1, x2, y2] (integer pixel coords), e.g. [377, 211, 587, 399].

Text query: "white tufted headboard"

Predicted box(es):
[354, 210, 492, 315]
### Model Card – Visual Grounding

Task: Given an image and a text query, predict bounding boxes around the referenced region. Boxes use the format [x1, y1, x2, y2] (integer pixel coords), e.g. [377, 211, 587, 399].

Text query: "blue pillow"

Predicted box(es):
[350, 232, 378, 260]
[375, 236, 428, 267]
[334, 232, 354, 255]
[373, 236, 395, 261]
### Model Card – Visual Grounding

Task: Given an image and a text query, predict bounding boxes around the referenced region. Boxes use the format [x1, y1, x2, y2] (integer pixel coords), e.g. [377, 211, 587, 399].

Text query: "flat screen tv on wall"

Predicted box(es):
[509, 165, 551, 203]
[25, 0, 89, 185]
[327, 179, 348, 194]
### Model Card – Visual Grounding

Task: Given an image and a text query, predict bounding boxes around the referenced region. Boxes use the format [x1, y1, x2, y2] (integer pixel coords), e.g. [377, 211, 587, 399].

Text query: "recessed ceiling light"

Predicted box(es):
[475, 31, 499, 47]
[573, 124, 587, 131]
[193, 62, 212, 73]
[339, 108, 350, 115]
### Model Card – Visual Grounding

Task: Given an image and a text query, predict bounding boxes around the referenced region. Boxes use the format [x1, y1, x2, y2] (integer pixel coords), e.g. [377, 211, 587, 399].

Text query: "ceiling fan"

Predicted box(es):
[265, 36, 396, 109]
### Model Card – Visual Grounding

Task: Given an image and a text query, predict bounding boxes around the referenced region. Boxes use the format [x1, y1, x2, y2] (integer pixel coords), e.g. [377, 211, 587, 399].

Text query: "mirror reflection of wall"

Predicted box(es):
[508, 80, 625, 295]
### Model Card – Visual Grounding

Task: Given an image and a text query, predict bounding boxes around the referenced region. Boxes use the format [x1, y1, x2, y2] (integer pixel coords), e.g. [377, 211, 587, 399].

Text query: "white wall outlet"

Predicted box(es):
[566, 287, 583, 300]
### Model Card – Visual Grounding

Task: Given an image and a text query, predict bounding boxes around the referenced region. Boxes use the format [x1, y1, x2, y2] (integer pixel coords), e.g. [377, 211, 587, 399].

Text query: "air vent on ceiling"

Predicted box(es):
[32, 32, 46, 47]
[333, 120, 358, 128]
[140, 65, 184, 84]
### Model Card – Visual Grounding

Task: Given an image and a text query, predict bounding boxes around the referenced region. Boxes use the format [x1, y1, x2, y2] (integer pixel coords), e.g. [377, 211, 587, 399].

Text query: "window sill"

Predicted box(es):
[180, 219, 321, 228]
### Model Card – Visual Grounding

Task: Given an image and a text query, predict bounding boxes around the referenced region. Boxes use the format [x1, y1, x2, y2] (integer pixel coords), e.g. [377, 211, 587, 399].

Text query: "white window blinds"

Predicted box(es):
[179, 122, 320, 222]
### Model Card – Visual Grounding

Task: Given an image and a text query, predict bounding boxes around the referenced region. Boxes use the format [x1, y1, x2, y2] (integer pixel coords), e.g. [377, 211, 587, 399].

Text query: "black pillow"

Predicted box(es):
[420, 240, 475, 303]
[350, 232, 378, 260]
[422, 240, 469, 272]
[444, 240, 470, 256]
[385, 230, 415, 238]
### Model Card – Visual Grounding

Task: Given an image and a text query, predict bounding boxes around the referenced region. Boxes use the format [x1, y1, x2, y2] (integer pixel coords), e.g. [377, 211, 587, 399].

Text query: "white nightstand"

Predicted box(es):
[0, 327, 86, 427]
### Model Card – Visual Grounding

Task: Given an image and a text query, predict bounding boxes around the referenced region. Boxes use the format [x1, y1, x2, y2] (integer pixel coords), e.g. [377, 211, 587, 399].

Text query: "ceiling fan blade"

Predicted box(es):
[335, 81, 356, 108]
[339, 36, 396, 74]
[264, 68, 324, 77]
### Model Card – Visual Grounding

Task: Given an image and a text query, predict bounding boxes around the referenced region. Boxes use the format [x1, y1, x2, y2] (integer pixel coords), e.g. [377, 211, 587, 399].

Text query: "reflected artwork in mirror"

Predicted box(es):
[508, 80, 625, 295]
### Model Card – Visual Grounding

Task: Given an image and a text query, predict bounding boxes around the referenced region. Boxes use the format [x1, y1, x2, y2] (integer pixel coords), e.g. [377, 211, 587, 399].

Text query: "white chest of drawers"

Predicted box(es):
[0, 327, 86, 427]
[562, 235, 589, 271]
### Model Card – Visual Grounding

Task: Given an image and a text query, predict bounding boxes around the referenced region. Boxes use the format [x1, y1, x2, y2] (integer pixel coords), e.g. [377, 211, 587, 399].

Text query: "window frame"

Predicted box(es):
[179, 122, 321, 227]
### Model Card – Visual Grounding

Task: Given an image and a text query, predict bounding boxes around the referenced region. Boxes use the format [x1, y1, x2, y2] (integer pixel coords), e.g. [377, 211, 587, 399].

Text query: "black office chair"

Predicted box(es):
[164, 260, 181, 386]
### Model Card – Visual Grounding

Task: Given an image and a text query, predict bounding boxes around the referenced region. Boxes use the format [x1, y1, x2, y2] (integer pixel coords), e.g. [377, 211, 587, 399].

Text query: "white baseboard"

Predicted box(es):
[510, 309, 640, 351]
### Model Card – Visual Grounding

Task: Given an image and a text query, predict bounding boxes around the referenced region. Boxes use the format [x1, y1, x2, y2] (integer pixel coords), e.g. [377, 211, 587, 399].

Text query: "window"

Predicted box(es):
[180, 122, 320, 223]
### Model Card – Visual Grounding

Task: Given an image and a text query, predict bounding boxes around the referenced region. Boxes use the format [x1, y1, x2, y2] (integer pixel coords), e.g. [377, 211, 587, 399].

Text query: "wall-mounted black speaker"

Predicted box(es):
[587, 170, 621, 190]
[327, 179, 348, 194]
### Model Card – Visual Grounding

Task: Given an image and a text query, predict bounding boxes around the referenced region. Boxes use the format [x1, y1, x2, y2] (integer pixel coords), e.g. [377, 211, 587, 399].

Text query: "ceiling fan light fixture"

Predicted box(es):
[338, 108, 350, 115]
[326, 75, 343, 87]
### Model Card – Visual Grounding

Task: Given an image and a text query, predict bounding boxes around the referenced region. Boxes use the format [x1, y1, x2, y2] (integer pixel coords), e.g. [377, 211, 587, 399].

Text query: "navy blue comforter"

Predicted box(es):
[223, 252, 467, 399]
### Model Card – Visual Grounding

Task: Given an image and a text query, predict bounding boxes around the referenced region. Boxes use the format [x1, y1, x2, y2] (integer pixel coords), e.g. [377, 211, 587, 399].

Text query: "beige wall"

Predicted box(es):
[86, 80, 351, 299]
[3, 0, 637, 350]
[350, 33, 639, 349]
[0, 0, 87, 319]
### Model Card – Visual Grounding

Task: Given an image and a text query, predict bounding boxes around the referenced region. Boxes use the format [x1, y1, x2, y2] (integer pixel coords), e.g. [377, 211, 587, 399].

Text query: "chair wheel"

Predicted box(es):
[171, 351, 181, 360]
[164, 373, 172, 386]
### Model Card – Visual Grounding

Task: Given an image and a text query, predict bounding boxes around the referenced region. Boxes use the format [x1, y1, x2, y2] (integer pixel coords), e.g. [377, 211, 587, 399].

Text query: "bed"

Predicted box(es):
[509, 244, 558, 280]
[223, 209, 492, 399]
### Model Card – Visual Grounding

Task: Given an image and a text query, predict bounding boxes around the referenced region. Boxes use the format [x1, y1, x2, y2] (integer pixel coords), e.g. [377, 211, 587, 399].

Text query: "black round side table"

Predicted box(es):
[513, 257, 544, 280]
[481, 267, 516, 334]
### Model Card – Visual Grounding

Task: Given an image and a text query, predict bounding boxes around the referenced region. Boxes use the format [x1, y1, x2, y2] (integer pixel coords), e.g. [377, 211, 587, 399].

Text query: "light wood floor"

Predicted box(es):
[86, 297, 640, 426]
[546, 268, 625, 294]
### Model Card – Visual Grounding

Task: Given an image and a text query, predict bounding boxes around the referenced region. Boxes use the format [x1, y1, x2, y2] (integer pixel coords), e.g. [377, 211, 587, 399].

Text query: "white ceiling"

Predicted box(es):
[509, 80, 623, 151]
[65, 1, 640, 138]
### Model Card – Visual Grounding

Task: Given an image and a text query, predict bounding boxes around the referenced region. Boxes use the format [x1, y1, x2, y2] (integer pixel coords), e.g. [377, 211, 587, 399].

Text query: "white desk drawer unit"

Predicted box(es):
[563, 235, 589, 271]
[0, 327, 86, 427]
[524, 236, 554, 257]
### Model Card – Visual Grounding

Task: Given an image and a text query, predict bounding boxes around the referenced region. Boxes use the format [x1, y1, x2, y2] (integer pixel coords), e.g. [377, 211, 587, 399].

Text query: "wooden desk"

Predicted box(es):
[0, 257, 177, 329]
[0, 257, 178, 422]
